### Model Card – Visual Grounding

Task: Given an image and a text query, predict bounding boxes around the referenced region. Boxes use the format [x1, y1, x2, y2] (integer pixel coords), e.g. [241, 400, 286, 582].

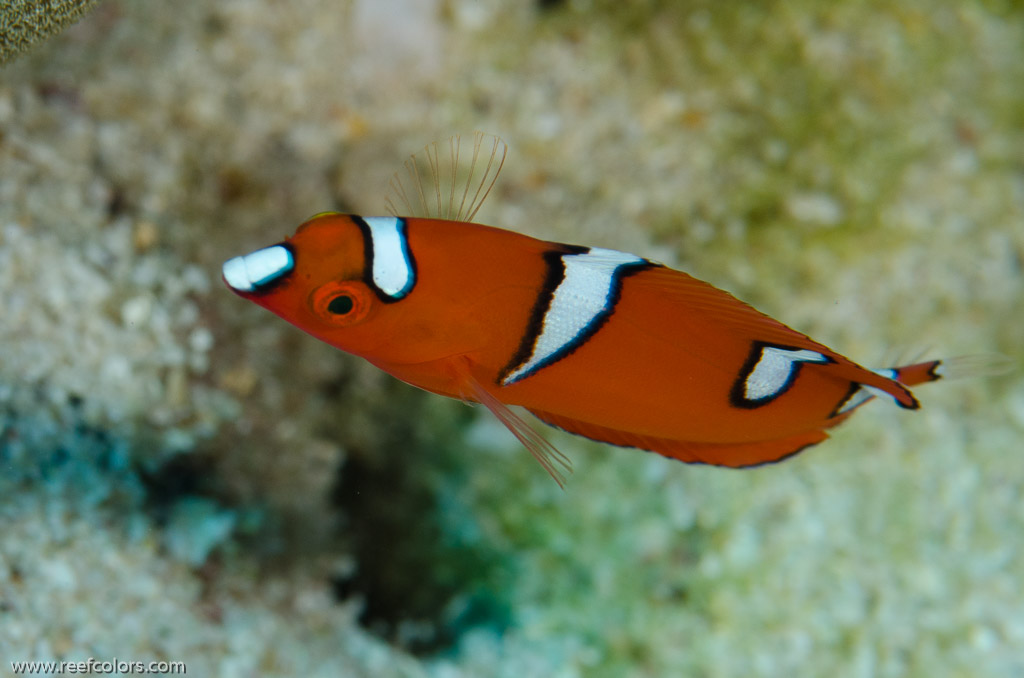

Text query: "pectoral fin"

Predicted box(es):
[456, 363, 573, 487]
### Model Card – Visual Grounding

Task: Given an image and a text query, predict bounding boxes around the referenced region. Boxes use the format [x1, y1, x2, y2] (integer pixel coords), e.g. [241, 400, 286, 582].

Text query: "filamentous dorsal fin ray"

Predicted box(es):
[385, 133, 508, 222]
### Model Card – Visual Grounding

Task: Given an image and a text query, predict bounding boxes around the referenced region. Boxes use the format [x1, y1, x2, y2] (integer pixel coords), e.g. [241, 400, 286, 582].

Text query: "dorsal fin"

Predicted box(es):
[384, 133, 508, 223]
[628, 266, 921, 409]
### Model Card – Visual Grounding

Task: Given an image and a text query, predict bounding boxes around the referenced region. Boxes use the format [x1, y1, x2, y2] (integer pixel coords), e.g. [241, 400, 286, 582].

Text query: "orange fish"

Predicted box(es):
[222, 137, 970, 485]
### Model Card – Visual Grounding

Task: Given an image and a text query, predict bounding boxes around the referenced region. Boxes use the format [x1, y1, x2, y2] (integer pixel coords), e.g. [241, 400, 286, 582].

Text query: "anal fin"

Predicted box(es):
[528, 408, 827, 468]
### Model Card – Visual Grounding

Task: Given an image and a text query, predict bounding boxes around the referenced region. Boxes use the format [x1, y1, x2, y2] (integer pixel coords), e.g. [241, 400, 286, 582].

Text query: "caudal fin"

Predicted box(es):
[886, 360, 942, 387]
[886, 354, 1014, 387]
[834, 354, 1011, 418]
[919, 354, 1014, 383]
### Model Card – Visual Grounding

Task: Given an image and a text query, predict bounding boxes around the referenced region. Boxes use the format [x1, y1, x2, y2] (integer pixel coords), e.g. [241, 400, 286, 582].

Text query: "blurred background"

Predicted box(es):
[1, 1, 1021, 676]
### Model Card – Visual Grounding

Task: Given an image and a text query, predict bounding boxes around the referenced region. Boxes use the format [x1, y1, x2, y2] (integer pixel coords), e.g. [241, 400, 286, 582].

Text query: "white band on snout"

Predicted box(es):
[222, 245, 294, 292]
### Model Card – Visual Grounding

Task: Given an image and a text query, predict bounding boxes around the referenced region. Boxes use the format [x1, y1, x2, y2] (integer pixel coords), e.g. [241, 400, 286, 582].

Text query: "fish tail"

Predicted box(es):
[832, 354, 1010, 420]
[886, 360, 942, 387]
[889, 354, 1013, 387]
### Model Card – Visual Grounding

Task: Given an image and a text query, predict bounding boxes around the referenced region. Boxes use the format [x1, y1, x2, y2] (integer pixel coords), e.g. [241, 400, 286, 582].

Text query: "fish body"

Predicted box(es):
[224, 212, 948, 479]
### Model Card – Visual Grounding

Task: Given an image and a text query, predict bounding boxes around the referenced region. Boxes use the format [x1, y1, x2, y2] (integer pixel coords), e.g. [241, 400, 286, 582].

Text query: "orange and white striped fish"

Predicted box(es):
[222, 136, 981, 485]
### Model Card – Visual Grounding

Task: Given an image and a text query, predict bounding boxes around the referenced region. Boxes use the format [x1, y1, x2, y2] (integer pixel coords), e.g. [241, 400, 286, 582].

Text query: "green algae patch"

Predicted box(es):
[0, 0, 101, 64]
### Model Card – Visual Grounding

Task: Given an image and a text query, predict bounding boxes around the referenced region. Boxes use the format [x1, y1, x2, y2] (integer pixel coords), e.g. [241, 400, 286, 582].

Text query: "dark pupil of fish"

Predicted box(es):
[328, 294, 354, 315]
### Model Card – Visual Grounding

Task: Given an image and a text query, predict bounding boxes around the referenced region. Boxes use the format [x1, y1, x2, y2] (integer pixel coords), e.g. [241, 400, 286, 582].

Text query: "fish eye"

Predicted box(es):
[311, 280, 372, 326]
[327, 294, 354, 315]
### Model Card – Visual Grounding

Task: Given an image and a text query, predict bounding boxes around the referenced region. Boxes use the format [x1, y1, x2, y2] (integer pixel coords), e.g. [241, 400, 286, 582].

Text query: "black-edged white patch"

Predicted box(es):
[731, 342, 831, 408]
[500, 246, 651, 386]
[222, 244, 295, 293]
[354, 216, 416, 301]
